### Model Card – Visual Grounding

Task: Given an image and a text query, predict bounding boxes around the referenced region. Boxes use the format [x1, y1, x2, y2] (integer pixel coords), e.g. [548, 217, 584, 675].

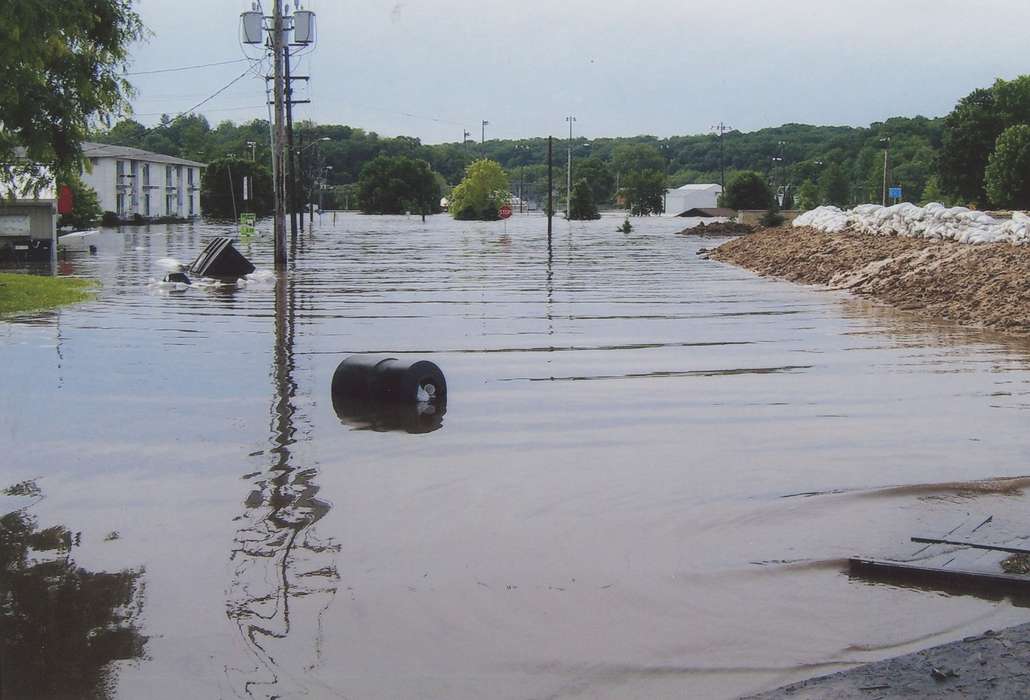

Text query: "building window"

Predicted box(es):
[116, 193, 125, 217]
[166, 166, 172, 187]
[142, 164, 150, 187]
[188, 168, 194, 186]
[144, 193, 150, 217]
[189, 193, 195, 216]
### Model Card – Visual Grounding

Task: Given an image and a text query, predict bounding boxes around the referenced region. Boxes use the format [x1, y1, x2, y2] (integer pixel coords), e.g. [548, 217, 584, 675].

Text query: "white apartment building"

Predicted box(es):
[80, 142, 206, 220]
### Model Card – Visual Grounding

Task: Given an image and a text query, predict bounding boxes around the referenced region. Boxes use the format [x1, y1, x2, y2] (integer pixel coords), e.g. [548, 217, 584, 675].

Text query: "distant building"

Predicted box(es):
[80, 142, 206, 220]
[663, 184, 723, 217]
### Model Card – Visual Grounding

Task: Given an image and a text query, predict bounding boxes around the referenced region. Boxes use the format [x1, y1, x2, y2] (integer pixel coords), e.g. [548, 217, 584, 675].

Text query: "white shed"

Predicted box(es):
[663, 183, 722, 216]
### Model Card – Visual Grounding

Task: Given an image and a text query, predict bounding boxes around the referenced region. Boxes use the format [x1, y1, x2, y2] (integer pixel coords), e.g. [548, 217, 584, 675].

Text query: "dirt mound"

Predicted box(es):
[679, 221, 756, 237]
[712, 226, 1030, 336]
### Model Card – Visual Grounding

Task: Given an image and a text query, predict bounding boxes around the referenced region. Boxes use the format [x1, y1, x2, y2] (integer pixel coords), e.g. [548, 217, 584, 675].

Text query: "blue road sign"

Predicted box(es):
[889, 187, 902, 199]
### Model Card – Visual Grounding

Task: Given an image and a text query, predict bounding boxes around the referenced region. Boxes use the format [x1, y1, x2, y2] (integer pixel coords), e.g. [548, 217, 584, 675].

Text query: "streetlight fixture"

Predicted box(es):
[246, 141, 256, 161]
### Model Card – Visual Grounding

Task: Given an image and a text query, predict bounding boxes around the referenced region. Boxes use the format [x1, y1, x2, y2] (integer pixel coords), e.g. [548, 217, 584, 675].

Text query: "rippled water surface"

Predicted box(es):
[3, 212, 1030, 699]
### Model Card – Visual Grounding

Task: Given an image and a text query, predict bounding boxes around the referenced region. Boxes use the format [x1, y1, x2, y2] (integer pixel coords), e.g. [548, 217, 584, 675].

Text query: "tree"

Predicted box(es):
[57, 175, 102, 230]
[721, 171, 773, 210]
[612, 144, 666, 178]
[200, 158, 274, 219]
[985, 124, 1030, 209]
[796, 179, 820, 211]
[573, 157, 615, 204]
[818, 163, 850, 206]
[939, 77, 1030, 206]
[356, 155, 441, 215]
[449, 159, 509, 221]
[0, 0, 144, 193]
[623, 169, 666, 216]
[567, 179, 600, 220]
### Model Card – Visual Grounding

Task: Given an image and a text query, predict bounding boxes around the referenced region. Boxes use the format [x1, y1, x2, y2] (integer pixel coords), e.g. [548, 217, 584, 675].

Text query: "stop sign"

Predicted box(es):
[499, 205, 512, 220]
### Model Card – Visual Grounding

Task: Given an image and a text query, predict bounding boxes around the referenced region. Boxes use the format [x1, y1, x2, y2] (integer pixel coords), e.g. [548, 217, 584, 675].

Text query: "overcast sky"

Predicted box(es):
[124, 0, 1030, 144]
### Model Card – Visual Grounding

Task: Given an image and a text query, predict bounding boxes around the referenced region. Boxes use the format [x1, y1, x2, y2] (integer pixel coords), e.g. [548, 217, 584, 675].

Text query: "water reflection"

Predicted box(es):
[332, 394, 447, 434]
[225, 270, 339, 698]
[0, 481, 146, 699]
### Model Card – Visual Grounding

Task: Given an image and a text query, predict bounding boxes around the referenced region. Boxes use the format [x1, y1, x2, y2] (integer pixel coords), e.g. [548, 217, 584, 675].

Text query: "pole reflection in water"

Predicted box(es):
[225, 271, 340, 699]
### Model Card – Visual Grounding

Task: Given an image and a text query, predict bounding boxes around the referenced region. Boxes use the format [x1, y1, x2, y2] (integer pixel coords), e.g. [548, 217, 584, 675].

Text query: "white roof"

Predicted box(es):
[676, 183, 722, 191]
[81, 141, 206, 168]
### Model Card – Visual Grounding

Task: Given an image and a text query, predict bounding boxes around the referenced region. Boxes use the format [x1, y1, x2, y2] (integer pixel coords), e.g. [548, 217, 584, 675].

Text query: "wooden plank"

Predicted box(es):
[850, 558, 1030, 597]
[910, 536, 1030, 556]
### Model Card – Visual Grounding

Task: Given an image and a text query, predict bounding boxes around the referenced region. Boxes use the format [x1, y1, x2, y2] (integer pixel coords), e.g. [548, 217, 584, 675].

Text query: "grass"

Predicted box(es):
[0, 273, 97, 315]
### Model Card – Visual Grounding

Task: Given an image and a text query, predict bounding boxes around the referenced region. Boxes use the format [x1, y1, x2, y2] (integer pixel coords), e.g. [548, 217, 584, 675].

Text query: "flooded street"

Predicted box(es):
[3, 212, 1030, 699]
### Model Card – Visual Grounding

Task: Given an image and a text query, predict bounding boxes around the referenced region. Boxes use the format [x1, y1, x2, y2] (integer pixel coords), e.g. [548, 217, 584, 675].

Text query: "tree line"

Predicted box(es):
[84, 74, 1030, 219]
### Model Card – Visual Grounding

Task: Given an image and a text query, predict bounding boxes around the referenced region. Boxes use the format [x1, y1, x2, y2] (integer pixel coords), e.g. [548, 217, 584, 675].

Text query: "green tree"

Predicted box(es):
[356, 155, 441, 215]
[796, 179, 820, 210]
[200, 158, 274, 218]
[573, 157, 615, 204]
[57, 175, 102, 230]
[0, 0, 144, 193]
[818, 163, 850, 206]
[612, 144, 666, 178]
[939, 77, 1030, 206]
[985, 124, 1030, 209]
[721, 171, 773, 210]
[567, 179, 600, 220]
[919, 175, 947, 204]
[449, 159, 509, 221]
[623, 169, 666, 215]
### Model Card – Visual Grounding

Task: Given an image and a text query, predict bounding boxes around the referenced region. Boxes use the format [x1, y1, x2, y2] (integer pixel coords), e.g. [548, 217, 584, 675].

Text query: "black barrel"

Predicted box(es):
[331, 355, 446, 405]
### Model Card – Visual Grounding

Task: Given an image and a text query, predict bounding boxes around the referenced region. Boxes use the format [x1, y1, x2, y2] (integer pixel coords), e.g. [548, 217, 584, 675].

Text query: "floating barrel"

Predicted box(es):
[331, 356, 447, 434]
[331, 355, 446, 404]
[188, 237, 255, 279]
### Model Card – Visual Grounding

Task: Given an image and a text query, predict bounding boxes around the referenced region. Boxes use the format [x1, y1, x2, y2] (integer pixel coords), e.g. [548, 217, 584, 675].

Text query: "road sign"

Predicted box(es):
[239, 213, 256, 237]
[889, 187, 902, 200]
[499, 205, 512, 220]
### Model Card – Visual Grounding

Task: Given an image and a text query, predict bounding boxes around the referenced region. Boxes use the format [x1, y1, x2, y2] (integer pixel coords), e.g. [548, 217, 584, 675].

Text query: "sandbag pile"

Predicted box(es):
[794, 203, 1030, 245]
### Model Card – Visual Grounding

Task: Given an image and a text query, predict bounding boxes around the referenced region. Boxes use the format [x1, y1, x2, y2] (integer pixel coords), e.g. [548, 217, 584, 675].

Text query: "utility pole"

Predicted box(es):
[547, 136, 553, 237]
[565, 115, 576, 219]
[271, 0, 287, 270]
[285, 42, 297, 241]
[240, 1, 316, 269]
[297, 131, 304, 233]
[481, 120, 489, 145]
[463, 130, 471, 152]
[880, 136, 891, 207]
[712, 122, 732, 192]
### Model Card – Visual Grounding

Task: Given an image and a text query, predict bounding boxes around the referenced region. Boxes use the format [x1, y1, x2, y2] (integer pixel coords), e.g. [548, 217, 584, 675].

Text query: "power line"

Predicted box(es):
[164, 66, 261, 124]
[124, 58, 250, 76]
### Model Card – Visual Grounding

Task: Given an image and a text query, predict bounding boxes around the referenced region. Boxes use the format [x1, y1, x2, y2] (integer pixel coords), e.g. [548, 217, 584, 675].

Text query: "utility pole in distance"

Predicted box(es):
[565, 115, 576, 219]
[481, 120, 489, 145]
[547, 136, 553, 237]
[880, 136, 891, 207]
[712, 122, 733, 192]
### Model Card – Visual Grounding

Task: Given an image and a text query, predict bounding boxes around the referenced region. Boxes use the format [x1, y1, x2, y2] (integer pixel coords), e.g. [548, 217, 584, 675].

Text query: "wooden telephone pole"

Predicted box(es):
[271, 0, 287, 270]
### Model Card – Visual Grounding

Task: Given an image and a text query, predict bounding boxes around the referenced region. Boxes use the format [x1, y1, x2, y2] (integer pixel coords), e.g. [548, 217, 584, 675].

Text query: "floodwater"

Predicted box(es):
[3, 212, 1030, 699]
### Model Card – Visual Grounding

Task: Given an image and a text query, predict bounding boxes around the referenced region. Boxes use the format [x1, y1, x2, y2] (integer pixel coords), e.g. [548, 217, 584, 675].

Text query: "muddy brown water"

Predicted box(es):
[3, 212, 1030, 699]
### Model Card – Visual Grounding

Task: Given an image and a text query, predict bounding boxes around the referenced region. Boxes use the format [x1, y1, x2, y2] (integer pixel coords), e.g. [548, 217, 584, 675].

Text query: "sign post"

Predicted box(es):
[499, 204, 512, 234]
[240, 212, 256, 239]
